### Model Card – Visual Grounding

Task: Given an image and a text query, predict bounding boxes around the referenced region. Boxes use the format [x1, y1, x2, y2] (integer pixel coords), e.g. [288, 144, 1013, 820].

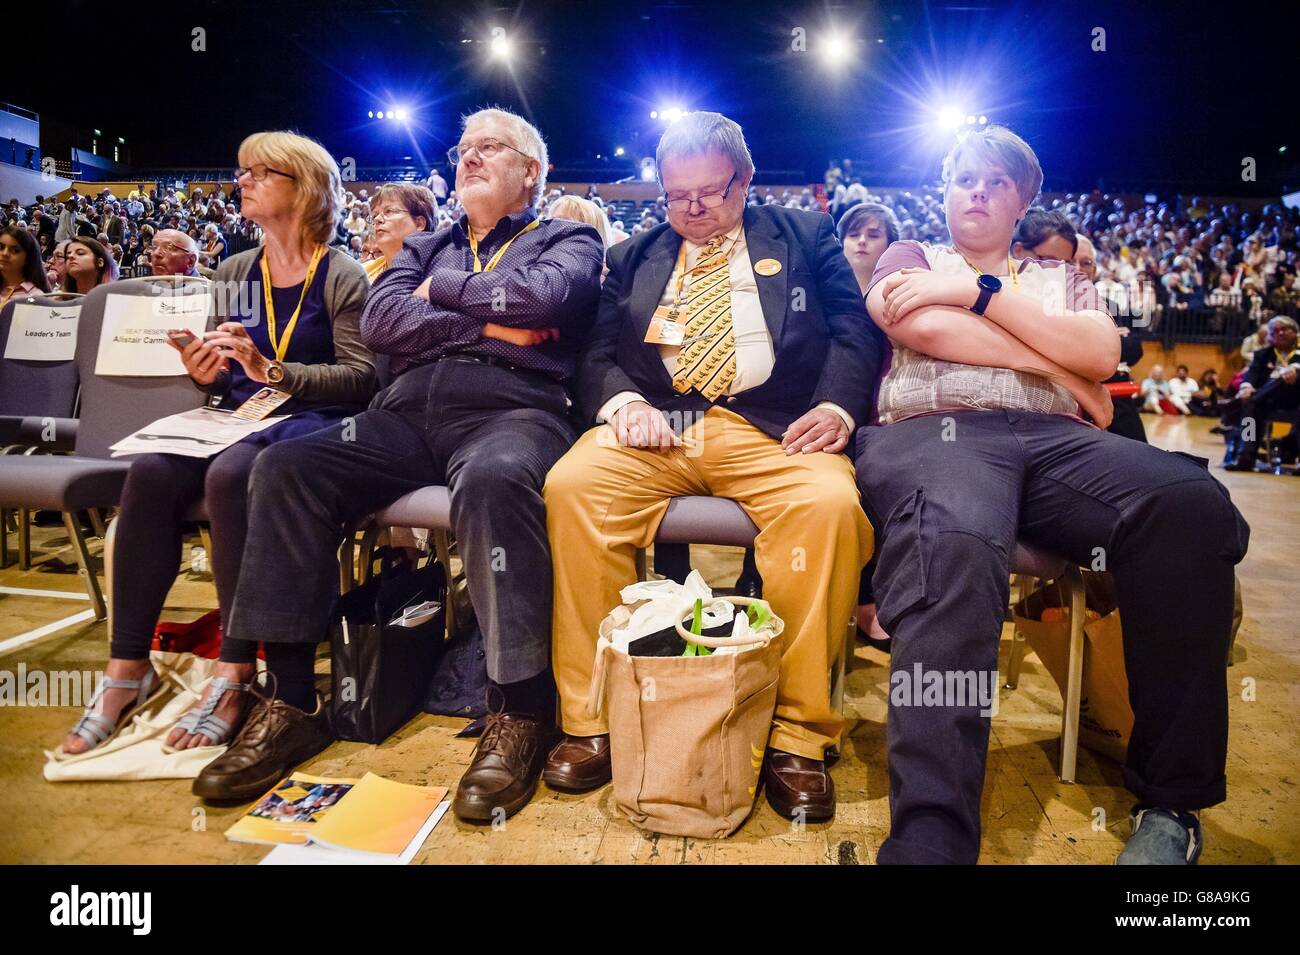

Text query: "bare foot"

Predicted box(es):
[165, 661, 258, 750]
[61, 658, 156, 755]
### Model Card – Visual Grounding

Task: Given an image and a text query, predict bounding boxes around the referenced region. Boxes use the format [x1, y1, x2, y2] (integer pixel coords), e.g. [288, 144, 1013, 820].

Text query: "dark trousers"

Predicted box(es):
[1107, 397, 1148, 443]
[1238, 381, 1300, 457]
[225, 359, 576, 685]
[110, 445, 262, 663]
[855, 410, 1250, 865]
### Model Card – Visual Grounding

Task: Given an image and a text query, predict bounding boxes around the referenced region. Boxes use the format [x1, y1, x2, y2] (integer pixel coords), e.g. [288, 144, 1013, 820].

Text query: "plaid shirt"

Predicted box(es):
[868, 242, 1105, 424]
[360, 209, 603, 380]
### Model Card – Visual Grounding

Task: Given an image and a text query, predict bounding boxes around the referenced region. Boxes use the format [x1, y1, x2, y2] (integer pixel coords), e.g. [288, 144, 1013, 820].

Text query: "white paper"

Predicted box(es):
[4, 302, 82, 361]
[94, 291, 211, 376]
[257, 799, 451, 866]
[109, 407, 287, 459]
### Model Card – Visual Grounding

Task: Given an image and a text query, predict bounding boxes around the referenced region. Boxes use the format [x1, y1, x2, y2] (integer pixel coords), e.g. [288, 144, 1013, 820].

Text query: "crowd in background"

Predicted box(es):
[826, 160, 1300, 329]
[4, 165, 1299, 336]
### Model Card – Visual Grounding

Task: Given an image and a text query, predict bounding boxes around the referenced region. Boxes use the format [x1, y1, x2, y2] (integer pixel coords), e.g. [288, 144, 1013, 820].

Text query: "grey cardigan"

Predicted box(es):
[204, 245, 376, 405]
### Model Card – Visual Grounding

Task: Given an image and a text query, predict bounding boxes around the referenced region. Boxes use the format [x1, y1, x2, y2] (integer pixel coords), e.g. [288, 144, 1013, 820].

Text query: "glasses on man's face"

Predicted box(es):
[446, 139, 530, 166]
[664, 173, 738, 213]
[370, 207, 409, 223]
[152, 242, 188, 256]
[234, 164, 296, 183]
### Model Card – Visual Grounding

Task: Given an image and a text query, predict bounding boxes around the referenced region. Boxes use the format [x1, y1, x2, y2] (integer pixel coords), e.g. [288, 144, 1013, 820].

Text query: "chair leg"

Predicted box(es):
[357, 525, 379, 585]
[1059, 565, 1085, 784]
[198, 525, 214, 566]
[338, 526, 358, 596]
[634, 548, 648, 582]
[1004, 576, 1033, 689]
[828, 619, 851, 756]
[1004, 629, 1027, 689]
[103, 515, 117, 639]
[87, 507, 106, 539]
[0, 508, 10, 569]
[433, 530, 457, 640]
[63, 511, 106, 620]
[19, 507, 31, 570]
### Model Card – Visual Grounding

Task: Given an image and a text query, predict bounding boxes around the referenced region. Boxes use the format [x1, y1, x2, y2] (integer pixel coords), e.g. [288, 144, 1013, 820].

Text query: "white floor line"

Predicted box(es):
[0, 586, 91, 601]
[0, 609, 98, 655]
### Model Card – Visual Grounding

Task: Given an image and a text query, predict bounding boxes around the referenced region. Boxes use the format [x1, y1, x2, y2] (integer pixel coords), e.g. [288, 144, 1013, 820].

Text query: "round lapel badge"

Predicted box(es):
[754, 258, 782, 276]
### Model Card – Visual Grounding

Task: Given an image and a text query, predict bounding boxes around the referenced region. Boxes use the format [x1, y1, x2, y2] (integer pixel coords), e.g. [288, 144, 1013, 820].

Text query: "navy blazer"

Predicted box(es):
[576, 204, 885, 442]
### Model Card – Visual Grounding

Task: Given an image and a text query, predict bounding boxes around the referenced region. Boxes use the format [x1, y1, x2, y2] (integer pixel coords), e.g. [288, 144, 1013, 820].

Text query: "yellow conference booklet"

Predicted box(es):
[308, 773, 450, 858]
[225, 773, 360, 846]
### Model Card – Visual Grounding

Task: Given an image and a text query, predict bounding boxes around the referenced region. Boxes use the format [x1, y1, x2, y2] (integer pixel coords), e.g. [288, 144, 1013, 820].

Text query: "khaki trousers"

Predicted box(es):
[545, 407, 873, 758]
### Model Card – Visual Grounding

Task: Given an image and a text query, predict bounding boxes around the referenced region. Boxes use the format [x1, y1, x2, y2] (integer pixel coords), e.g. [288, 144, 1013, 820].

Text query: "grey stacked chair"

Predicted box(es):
[1004, 543, 1085, 783]
[0, 275, 210, 618]
[345, 488, 1085, 778]
[0, 291, 85, 568]
[345, 487, 460, 638]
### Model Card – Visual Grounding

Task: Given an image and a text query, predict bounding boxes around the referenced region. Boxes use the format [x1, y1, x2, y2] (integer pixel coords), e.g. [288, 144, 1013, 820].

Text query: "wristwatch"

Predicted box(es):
[970, 274, 1002, 316]
[266, 361, 286, 384]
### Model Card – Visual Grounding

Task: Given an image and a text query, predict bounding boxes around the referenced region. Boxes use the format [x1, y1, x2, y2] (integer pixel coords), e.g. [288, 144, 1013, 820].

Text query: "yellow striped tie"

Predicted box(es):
[672, 236, 736, 400]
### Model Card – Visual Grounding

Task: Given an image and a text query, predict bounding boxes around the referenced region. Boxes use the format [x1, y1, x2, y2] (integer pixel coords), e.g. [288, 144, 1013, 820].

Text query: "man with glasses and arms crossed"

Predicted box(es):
[211, 109, 604, 822]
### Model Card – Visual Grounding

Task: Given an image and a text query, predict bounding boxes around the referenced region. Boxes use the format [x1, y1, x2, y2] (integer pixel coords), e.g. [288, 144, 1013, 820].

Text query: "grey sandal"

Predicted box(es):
[161, 676, 254, 752]
[55, 668, 164, 760]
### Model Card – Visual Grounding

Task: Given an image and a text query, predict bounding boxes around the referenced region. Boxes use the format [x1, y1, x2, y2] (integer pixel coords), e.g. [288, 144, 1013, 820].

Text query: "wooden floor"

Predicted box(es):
[1, 415, 1296, 864]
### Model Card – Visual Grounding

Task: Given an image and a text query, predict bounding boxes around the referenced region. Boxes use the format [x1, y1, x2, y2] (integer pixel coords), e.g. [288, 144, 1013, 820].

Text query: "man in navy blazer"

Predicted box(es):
[542, 111, 884, 822]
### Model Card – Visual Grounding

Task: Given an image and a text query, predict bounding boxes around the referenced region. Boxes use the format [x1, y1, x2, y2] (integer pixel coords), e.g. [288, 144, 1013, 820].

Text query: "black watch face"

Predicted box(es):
[978, 273, 1003, 293]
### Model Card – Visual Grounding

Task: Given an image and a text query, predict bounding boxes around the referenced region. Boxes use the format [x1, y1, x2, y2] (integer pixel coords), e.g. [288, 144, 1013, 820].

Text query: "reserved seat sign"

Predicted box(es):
[3, 302, 82, 362]
[95, 292, 211, 377]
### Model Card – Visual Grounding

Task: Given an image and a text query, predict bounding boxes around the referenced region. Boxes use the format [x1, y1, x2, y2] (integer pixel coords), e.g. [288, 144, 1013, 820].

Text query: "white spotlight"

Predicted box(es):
[821, 32, 853, 66]
[395, 108, 408, 121]
[937, 107, 964, 131]
[489, 31, 513, 59]
[614, 146, 625, 157]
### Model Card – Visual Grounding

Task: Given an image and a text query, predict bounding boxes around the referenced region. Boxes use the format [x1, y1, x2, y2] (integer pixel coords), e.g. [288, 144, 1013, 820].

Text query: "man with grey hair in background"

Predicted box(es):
[147, 228, 202, 277]
[210, 107, 604, 821]
[543, 111, 883, 822]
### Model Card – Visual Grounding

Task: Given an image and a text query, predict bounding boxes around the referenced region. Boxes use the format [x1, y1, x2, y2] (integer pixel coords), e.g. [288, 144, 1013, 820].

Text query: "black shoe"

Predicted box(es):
[856, 625, 892, 654]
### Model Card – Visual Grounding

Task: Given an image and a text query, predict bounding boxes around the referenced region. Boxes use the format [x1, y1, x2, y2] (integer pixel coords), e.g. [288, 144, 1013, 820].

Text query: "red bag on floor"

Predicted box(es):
[151, 610, 264, 661]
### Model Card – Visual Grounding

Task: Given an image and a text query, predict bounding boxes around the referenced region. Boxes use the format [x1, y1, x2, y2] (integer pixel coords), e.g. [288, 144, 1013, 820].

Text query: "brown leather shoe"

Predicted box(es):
[453, 708, 554, 822]
[762, 749, 835, 822]
[192, 693, 332, 803]
[543, 734, 611, 791]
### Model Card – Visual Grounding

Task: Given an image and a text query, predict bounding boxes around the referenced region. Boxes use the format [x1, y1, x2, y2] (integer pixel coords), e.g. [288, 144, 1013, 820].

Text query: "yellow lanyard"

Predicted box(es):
[468, 219, 540, 273]
[1275, 348, 1298, 367]
[0, 286, 21, 310]
[260, 244, 326, 363]
[958, 252, 1021, 289]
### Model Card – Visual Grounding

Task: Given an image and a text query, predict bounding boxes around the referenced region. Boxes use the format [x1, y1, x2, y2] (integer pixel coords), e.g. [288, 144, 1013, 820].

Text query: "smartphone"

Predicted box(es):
[166, 329, 197, 348]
